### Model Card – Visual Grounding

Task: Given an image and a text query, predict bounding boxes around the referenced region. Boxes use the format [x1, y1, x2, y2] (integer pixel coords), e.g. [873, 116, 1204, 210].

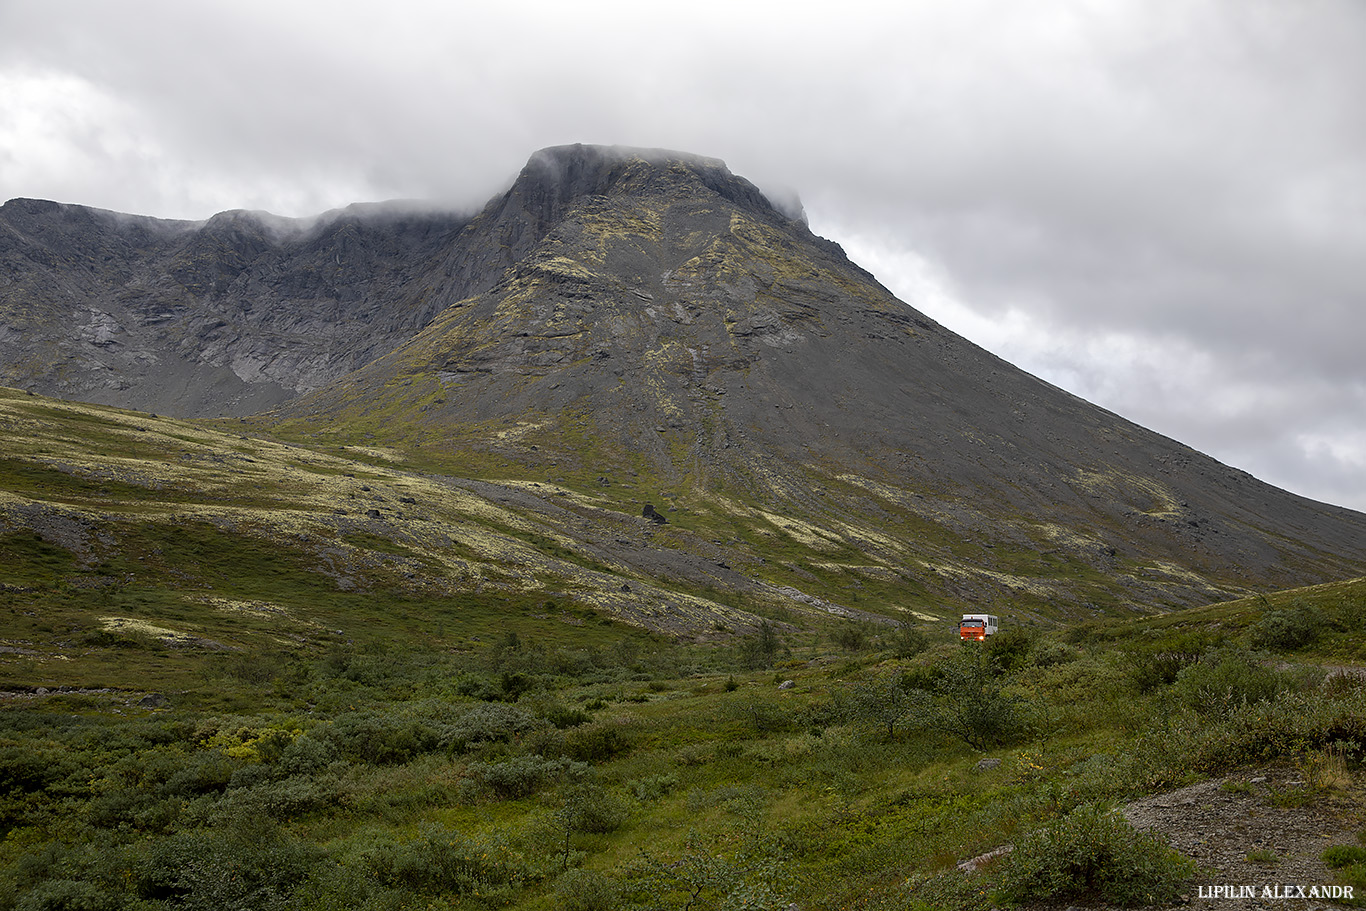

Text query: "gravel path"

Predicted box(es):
[1120, 766, 1362, 910]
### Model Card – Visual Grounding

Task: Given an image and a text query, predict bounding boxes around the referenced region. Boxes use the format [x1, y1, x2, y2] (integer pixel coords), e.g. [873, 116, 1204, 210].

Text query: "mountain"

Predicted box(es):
[0, 198, 479, 415]
[2, 144, 1364, 628]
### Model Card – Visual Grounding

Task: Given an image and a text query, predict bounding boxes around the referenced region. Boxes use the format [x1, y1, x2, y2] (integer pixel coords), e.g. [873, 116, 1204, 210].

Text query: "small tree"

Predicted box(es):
[923, 644, 1026, 749]
[739, 621, 782, 669]
[556, 782, 625, 869]
[850, 672, 913, 739]
[887, 620, 929, 658]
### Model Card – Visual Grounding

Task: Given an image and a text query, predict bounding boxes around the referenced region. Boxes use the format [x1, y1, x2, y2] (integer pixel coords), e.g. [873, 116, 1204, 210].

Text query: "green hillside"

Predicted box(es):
[3, 384, 1364, 909]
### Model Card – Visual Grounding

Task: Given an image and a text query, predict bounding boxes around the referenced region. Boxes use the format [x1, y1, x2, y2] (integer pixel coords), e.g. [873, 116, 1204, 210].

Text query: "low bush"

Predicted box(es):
[739, 621, 784, 668]
[13, 878, 121, 911]
[553, 868, 620, 911]
[463, 754, 587, 800]
[1028, 637, 1079, 668]
[1119, 631, 1212, 693]
[560, 781, 628, 836]
[442, 702, 545, 754]
[212, 774, 342, 821]
[1324, 845, 1366, 868]
[846, 673, 914, 740]
[162, 750, 239, 797]
[985, 627, 1037, 673]
[355, 825, 547, 898]
[916, 646, 1028, 749]
[995, 803, 1194, 906]
[323, 711, 439, 765]
[1323, 843, 1366, 907]
[629, 773, 679, 802]
[1173, 648, 1292, 715]
[134, 827, 320, 911]
[541, 703, 593, 729]
[275, 732, 339, 776]
[561, 721, 635, 763]
[831, 623, 874, 652]
[1252, 606, 1321, 651]
[886, 621, 930, 658]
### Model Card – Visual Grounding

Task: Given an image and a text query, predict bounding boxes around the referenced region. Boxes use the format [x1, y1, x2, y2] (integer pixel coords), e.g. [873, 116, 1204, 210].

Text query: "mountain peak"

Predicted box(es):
[507, 143, 797, 228]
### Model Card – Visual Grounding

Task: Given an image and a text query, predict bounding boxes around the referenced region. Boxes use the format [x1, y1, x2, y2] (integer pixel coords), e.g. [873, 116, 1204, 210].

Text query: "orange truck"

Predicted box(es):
[959, 613, 999, 641]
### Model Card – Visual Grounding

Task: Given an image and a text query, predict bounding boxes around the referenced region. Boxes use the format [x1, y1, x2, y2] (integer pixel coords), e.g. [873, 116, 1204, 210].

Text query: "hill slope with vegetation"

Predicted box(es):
[3, 145, 1366, 909]
[4, 451, 1365, 910]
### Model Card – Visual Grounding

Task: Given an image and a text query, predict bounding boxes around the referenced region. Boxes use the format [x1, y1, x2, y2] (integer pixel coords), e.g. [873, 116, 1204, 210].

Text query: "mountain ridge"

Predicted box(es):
[2, 144, 1364, 624]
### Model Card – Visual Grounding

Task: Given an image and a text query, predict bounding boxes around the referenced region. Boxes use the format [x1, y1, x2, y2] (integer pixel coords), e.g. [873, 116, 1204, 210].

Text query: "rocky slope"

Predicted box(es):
[3, 145, 1365, 622]
[267, 146, 1366, 615]
[0, 198, 481, 415]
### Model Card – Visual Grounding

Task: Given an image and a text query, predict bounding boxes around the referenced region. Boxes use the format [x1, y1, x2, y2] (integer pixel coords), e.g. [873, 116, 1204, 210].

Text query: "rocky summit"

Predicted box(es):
[2, 144, 1364, 628]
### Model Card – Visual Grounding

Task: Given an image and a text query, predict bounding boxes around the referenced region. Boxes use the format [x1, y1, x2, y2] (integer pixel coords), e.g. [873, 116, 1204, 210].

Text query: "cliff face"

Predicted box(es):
[0, 197, 479, 415]
[3, 145, 1365, 617]
[0, 146, 821, 418]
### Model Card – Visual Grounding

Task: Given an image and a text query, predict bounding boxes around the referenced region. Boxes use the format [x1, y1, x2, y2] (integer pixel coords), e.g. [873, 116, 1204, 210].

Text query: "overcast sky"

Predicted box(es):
[2, 0, 1362, 511]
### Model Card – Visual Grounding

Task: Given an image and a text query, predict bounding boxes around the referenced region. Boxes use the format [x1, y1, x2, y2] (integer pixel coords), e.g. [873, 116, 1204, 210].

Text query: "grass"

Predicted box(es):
[2, 386, 1366, 908]
[1, 601, 1363, 909]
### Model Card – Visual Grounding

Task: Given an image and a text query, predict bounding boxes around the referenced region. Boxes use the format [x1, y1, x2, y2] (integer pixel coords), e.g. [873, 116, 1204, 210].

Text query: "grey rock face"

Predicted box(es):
[0, 198, 480, 416]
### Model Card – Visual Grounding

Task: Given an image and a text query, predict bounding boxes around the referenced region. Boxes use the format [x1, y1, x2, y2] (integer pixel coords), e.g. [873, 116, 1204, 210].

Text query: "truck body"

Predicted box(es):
[959, 613, 999, 641]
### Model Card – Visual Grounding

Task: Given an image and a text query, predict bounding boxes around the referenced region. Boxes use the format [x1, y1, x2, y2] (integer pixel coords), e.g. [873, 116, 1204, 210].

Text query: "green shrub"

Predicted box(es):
[1191, 688, 1366, 770]
[14, 879, 119, 911]
[559, 782, 626, 836]
[454, 672, 502, 701]
[831, 623, 873, 652]
[499, 671, 534, 701]
[1252, 607, 1321, 651]
[0, 744, 74, 796]
[985, 627, 1036, 673]
[1323, 844, 1366, 907]
[1174, 648, 1289, 715]
[356, 825, 544, 897]
[442, 702, 545, 754]
[996, 804, 1194, 906]
[739, 621, 783, 668]
[1119, 632, 1211, 693]
[542, 703, 593, 729]
[1325, 845, 1366, 868]
[917, 646, 1027, 749]
[275, 732, 339, 776]
[898, 664, 943, 692]
[1029, 638, 1079, 668]
[629, 773, 679, 802]
[732, 698, 799, 736]
[135, 828, 319, 911]
[324, 711, 439, 764]
[561, 721, 634, 763]
[162, 750, 239, 797]
[463, 755, 587, 800]
[213, 775, 341, 820]
[884, 620, 930, 658]
[553, 868, 620, 911]
[848, 673, 913, 739]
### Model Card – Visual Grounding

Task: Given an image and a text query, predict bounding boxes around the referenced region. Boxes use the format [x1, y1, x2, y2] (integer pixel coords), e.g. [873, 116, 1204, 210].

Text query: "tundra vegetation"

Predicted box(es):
[2, 567, 1364, 910]
[2, 390, 1364, 909]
